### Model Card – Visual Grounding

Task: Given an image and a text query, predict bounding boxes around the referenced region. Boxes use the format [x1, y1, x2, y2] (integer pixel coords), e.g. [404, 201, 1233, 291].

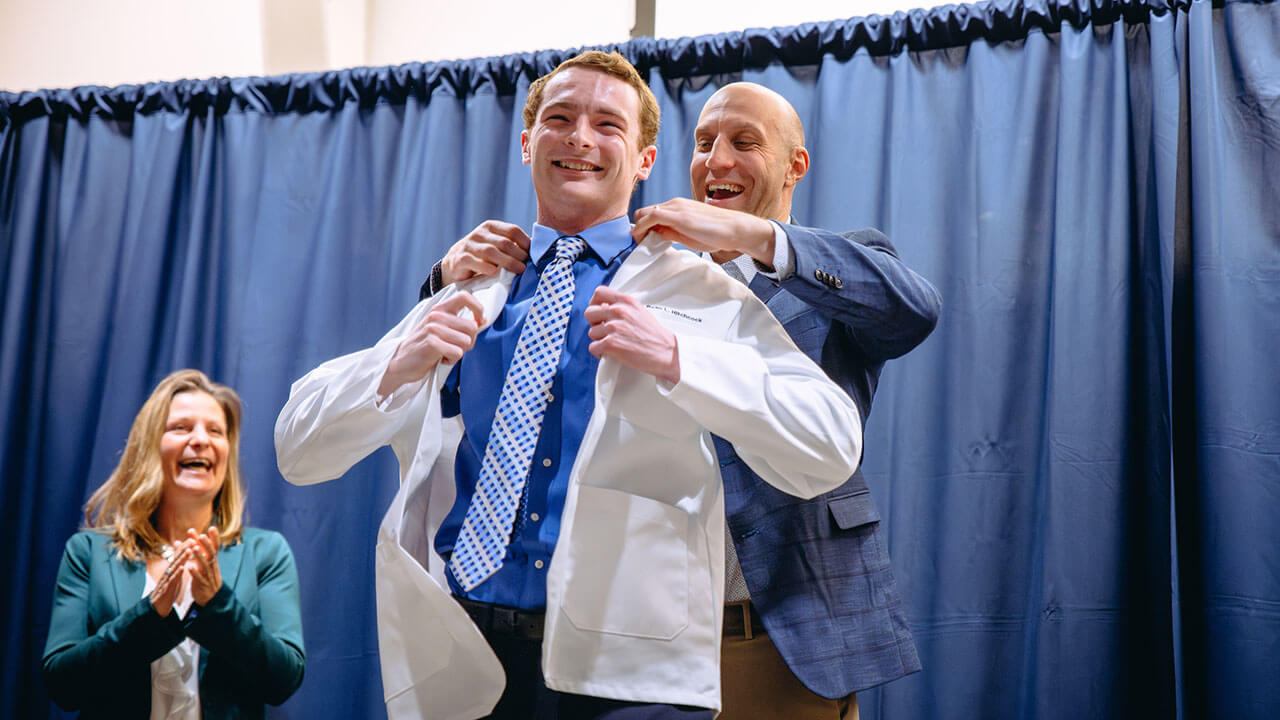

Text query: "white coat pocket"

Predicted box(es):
[559, 485, 691, 640]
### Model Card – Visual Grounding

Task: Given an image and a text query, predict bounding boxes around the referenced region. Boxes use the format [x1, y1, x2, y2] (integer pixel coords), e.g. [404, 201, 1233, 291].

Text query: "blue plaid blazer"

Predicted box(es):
[714, 223, 939, 698]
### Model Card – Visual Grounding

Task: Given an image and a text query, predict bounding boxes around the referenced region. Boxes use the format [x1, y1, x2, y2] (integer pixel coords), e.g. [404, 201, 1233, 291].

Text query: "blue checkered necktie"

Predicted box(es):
[449, 236, 586, 591]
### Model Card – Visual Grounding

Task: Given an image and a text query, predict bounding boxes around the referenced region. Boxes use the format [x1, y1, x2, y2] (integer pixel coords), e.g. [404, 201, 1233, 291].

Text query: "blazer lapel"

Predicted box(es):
[108, 548, 147, 613]
[749, 272, 782, 305]
[217, 541, 244, 599]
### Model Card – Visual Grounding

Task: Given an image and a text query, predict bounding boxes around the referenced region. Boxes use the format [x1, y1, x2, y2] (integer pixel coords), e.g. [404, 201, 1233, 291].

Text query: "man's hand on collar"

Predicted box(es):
[442, 220, 532, 285]
[632, 198, 776, 268]
[379, 291, 486, 398]
[585, 286, 681, 386]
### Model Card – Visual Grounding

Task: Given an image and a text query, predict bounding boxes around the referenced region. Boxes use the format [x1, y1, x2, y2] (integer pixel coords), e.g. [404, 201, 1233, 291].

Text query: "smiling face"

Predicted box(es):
[522, 66, 657, 234]
[159, 391, 229, 505]
[690, 83, 809, 222]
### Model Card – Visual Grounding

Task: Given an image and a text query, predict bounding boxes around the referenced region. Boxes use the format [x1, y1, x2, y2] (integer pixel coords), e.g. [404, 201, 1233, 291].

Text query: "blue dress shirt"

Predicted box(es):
[436, 216, 636, 609]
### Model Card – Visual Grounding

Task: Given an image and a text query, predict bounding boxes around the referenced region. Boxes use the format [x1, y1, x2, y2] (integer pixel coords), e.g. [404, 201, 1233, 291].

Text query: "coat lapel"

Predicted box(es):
[216, 540, 244, 600]
[107, 546, 147, 613]
[609, 232, 669, 293]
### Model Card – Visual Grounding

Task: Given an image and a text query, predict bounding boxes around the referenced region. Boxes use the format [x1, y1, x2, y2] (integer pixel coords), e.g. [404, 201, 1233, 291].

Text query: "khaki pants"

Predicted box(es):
[719, 630, 858, 720]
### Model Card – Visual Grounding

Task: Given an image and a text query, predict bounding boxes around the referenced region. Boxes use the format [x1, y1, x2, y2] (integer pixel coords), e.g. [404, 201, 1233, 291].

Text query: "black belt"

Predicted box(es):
[724, 600, 767, 639]
[453, 595, 545, 640]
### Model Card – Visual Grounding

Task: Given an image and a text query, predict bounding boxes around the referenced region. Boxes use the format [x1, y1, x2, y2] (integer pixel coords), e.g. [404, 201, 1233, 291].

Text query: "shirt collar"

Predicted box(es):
[530, 215, 634, 266]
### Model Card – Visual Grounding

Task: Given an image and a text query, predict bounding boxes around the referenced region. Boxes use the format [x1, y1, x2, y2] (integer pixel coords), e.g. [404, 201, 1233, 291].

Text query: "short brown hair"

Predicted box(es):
[522, 50, 660, 149]
[84, 369, 246, 561]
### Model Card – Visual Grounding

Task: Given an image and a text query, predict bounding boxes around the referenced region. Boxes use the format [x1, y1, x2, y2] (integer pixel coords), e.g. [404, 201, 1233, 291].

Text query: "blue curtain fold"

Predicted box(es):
[3, 0, 1277, 718]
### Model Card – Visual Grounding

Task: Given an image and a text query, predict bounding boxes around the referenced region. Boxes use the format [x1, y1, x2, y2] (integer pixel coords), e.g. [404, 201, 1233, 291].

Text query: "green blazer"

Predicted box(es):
[43, 527, 306, 719]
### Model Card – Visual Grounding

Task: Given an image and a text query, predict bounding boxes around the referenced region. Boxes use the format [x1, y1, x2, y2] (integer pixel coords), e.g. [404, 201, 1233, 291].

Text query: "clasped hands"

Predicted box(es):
[151, 526, 222, 617]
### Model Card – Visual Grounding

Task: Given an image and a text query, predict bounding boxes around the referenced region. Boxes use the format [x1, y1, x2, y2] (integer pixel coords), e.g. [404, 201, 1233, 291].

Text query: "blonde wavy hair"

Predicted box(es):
[84, 369, 246, 561]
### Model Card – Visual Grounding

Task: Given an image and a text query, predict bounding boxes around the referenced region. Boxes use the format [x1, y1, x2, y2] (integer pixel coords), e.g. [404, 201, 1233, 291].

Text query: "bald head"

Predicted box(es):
[709, 83, 804, 150]
[690, 82, 810, 222]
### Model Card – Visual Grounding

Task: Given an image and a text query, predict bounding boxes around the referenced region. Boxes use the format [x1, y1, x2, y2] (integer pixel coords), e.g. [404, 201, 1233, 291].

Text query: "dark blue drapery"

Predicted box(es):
[3, 1, 1277, 717]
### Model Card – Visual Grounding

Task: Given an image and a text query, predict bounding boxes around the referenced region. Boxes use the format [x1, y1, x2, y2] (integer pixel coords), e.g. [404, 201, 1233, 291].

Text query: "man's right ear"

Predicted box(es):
[521, 130, 532, 165]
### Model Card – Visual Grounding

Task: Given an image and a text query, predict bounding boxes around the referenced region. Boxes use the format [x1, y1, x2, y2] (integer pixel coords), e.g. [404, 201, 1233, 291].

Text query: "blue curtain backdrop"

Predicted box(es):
[3, 0, 1278, 717]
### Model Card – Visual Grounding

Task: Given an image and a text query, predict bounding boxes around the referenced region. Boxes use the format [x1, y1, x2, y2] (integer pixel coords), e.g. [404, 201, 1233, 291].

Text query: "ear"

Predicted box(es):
[634, 145, 658, 181]
[784, 145, 810, 187]
[521, 130, 532, 165]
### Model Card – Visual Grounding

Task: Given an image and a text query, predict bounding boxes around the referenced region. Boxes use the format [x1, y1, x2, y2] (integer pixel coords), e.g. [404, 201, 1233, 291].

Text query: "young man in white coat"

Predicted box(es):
[274, 52, 865, 720]
[424, 82, 940, 720]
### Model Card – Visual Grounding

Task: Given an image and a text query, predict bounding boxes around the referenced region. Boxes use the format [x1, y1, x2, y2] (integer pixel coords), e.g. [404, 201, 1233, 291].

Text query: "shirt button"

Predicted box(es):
[530, 513, 540, 522]
[542, 458, 552, 467]
[534, 559, 545, 570]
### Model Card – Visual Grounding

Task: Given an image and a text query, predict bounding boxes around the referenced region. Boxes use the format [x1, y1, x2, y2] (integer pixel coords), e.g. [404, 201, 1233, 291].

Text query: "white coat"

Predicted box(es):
[274, 237, 864, 719]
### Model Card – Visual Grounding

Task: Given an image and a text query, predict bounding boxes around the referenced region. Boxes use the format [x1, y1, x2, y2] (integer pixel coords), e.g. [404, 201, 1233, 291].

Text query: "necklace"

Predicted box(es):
[161, 543, 178, 562]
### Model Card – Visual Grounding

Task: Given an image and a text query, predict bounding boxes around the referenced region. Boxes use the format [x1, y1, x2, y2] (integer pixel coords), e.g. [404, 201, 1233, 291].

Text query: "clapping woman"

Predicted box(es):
[43, 369, 305, 719]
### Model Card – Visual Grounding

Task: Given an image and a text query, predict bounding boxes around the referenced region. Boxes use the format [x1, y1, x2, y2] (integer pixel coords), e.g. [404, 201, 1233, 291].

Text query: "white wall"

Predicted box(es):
[0, 0, 266, 91]
[0, 0, 935, 92]
[363, 0, 637, 67]
[653, 0, 933, 38]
